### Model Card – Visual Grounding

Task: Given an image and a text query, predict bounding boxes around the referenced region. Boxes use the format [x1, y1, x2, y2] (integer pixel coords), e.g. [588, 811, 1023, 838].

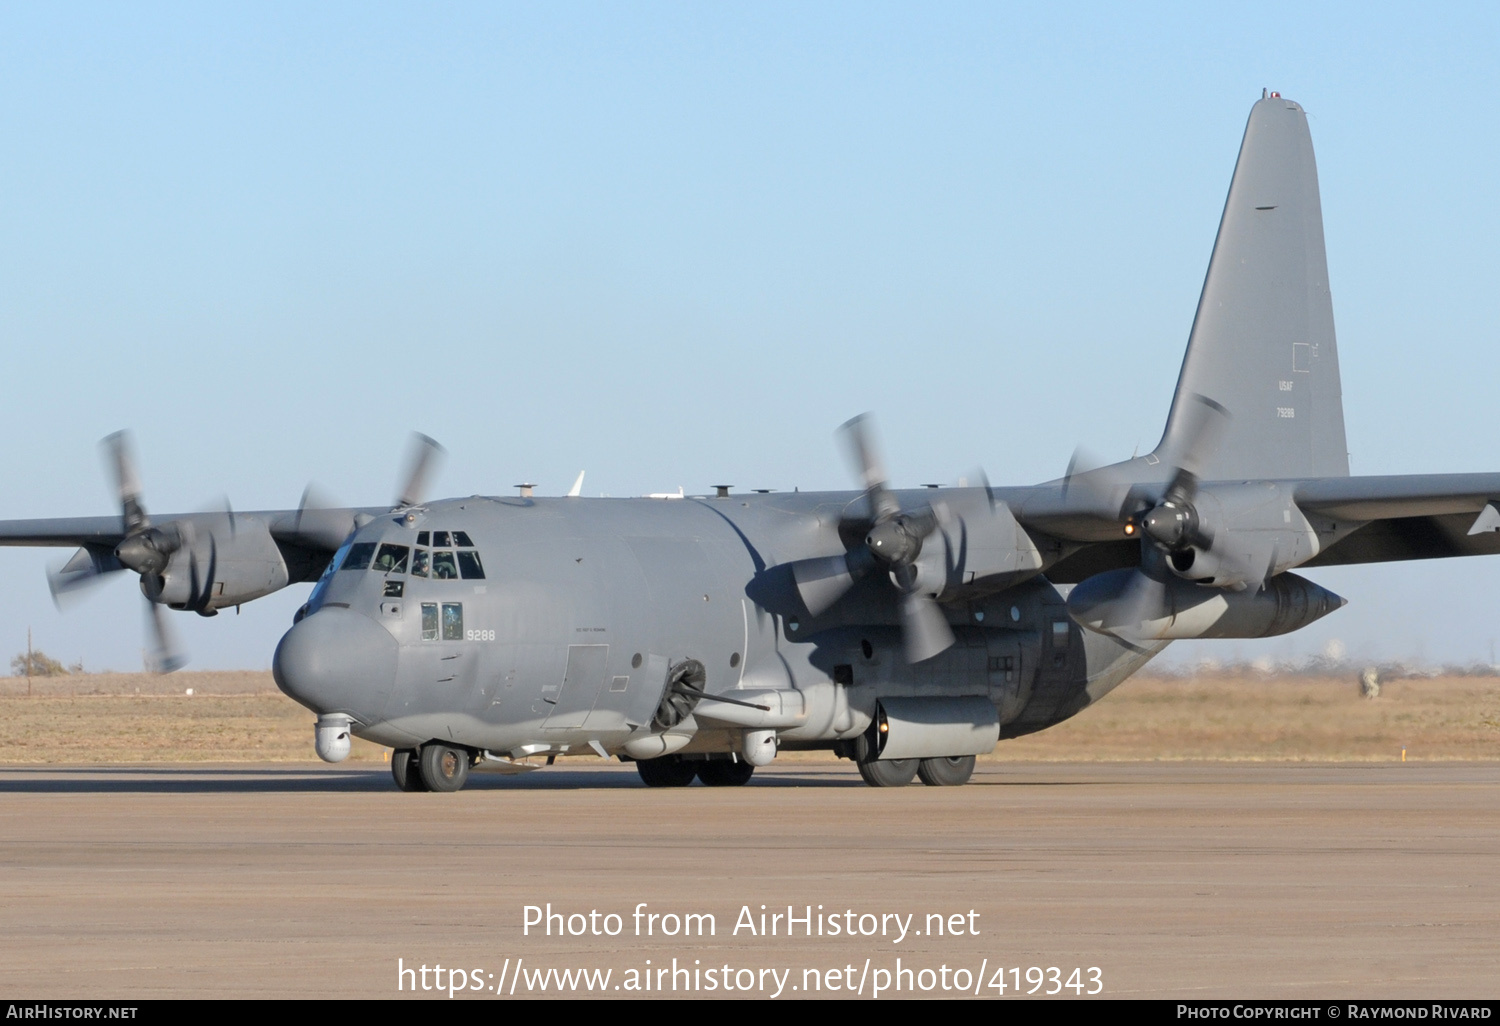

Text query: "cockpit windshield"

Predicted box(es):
[372, 544, 410, 574]
[330, 530, 484, 584]
[341, 542, 376, 571]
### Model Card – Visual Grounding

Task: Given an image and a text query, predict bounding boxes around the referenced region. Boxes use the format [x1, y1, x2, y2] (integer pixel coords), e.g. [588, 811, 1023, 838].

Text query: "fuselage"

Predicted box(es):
[272, 489, 1163, 763]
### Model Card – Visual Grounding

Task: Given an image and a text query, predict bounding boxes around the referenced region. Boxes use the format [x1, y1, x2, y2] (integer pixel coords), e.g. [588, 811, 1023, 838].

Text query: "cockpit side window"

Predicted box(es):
[421, 602, 438, 641]
[411, 549, 429, 578]
[457, 550, 485, 579]
[441, 602, 463, 640]
[341, 542, 376, 571]
[416, 531, 430, 546]
[373, 543, 410, 574]
[431, 551, 459, 579]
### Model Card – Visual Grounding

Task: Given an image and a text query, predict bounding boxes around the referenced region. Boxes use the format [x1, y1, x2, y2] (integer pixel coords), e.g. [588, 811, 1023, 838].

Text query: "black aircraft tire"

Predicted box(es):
[418, 744, 471, 793]
[917, 755, 976, 787]
[391, 748, 427, 792]
[857, 758, 918, 787]
[696, 760, 755, 787]
[636, 755, 699, 787]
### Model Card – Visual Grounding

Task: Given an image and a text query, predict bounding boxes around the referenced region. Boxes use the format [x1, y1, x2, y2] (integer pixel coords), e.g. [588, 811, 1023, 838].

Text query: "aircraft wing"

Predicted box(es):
[0, 507, 373, 552]
[0, 506, 377, 588]
[1012, 471, 1500, 574]
[0, 516, 128, 547]
[1295, 473, 1500, 566]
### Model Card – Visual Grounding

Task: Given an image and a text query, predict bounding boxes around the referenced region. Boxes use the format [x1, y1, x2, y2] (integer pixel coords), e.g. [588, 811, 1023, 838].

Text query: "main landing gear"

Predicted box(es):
[838, 735, 978, 787]
[635, 754, 755, 787]
[391, 743, 473, 793]
[857, 755, 976, 787]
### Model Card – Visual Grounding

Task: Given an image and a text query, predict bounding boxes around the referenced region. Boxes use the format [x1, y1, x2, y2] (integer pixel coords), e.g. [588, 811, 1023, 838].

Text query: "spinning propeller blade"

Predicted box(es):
[788, 414, 956, 663]
[394, 433, 446, 510]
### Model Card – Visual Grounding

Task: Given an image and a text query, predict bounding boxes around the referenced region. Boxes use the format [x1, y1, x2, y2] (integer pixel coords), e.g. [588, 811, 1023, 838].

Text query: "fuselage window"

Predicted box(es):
[441, 602, 463, 640]
[432, 551, 459, 579]
[341, 542, 376, 571]
[453, 531, 475, 547]
[432, 531, 451, 547]
[373, 544, 410, 574]
[457, 550, 485, 579]
[411, 549, 430, 577]
[421, 602, 438, 641]
[416, 531, 430, 546]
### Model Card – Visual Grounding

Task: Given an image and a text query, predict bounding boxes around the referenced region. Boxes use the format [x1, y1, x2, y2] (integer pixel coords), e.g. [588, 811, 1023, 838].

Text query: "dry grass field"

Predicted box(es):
[0, 668, 1496, 764]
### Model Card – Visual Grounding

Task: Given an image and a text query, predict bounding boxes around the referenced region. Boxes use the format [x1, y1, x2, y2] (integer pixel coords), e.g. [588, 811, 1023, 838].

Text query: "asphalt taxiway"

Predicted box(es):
[0, 761, 1495, 998]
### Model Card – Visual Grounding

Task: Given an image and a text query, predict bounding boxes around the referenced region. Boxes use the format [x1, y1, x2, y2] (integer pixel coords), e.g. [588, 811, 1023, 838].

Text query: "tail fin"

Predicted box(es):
[1155, 95, 1349, 481]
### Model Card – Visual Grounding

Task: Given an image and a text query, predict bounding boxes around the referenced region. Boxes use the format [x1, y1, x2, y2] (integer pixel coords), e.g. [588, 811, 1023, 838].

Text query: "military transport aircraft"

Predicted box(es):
[5, 92, 1499, 791]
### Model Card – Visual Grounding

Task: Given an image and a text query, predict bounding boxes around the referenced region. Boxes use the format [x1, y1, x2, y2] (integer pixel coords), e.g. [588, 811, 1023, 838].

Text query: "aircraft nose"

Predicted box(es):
[273, 606, 398, 716]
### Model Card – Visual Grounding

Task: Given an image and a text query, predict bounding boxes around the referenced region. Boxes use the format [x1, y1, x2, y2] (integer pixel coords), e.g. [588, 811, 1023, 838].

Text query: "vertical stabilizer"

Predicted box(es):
[1156, 96, 1349, 480]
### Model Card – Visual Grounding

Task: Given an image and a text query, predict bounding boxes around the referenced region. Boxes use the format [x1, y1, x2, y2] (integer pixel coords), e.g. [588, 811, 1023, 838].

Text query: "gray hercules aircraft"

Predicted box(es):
[5, 93, 1500, 791]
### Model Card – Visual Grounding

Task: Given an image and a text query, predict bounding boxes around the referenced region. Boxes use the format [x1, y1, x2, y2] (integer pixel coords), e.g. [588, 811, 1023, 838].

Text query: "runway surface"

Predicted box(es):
[1, 760, 1496, 999]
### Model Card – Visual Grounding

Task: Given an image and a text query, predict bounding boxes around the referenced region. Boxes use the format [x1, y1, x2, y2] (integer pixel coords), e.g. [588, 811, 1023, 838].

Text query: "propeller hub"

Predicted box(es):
[865, 519, 913, 564]
[115, 528, 178, 576]
[1141, 502, 1198, 550]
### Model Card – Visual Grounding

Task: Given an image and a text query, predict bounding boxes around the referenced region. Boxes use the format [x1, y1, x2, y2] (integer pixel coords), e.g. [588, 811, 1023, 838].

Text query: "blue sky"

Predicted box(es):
[1, 2, 1498, 670]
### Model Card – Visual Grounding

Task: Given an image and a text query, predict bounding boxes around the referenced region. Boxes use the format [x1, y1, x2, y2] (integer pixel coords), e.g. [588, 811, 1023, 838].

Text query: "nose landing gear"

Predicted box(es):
[390, 748, 427, 792]
[390, 743, 473, 792]
[635, 754, 700, 787]
[696, 759, 755, 787]
[419, 743, 472, 792]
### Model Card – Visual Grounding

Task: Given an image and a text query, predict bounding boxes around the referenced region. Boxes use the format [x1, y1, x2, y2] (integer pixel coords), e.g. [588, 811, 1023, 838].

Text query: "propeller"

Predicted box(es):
[1061, 393, 1275, 594]
[99, 432, 189, 672]
[1131, 394, 1232, 578]
[789, 415, 955, 663]
[394, 433, 445, 510]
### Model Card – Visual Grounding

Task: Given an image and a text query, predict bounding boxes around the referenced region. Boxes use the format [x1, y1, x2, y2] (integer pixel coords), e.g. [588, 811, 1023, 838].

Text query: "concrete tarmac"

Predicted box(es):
[0, 760, 1496, 999]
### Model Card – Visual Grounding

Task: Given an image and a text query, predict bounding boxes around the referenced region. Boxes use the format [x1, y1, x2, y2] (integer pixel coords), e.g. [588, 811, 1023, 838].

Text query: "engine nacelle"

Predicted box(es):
[142, 515, 290, 613]
[906, 496, 1045, 598]
[1067, 568, 1345, 640]
[1158, 484, 1321, 588]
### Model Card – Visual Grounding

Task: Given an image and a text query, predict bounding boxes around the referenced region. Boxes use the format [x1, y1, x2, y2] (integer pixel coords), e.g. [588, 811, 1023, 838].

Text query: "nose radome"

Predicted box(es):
[273, 606, 398, 717]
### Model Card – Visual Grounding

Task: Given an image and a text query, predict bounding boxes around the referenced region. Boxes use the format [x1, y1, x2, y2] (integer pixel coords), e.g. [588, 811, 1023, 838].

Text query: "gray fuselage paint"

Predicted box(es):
[288, 491, 1156, 758]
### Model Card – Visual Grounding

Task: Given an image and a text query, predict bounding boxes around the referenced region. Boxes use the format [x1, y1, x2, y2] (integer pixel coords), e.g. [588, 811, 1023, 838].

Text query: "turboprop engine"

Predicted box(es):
[127, 513, 290, 613]
[1066, 568, 1345, 641]
[785, 415, 1044, 663]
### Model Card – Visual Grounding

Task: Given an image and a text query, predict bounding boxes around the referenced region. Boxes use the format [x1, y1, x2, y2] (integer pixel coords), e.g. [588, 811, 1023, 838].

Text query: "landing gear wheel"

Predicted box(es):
[857, 758, 918, 787]
[391, 748, 427, 792]
[917, 755, 976, 786]
[418, 743, 471, 792]
[696, 760, 755, 787]
[636, 755, 699, 787]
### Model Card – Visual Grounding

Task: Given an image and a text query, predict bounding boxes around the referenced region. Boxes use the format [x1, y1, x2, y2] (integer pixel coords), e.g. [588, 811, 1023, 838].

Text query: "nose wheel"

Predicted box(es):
[389, 743, 471, 792]
[696, 759, 755, 787]
[636, 754, 699, 787]
[391, 748, 427, 791]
